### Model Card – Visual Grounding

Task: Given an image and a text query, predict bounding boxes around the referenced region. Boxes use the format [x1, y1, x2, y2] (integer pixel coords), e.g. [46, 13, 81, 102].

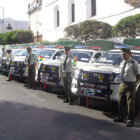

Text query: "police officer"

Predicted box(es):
[113, 48, 140, 127]
[6, 49, 14, 81]
[2, 48, 7, 57]
[25, 47, 38, 89]
[59, 46, 72, 103]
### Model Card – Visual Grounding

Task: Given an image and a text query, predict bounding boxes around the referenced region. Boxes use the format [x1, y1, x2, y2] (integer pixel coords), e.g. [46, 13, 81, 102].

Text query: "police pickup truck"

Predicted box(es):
[39, 46, 104, 91]
[9, 49, 36, 79]
[0, 49, 24, 74]
[71, 46, 140, 109]
[9, 48, 63, 81]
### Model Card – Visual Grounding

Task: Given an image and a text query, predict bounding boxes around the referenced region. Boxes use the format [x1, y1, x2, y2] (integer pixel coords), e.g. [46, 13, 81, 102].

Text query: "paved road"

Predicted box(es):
[0, 75, 140, 140]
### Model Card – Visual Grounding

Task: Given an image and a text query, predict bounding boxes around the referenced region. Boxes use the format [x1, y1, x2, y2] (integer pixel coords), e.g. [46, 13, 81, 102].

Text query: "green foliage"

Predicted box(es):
[0, 30, 33, 45]
[11, 30, 33, 43]
[64, 20, 112, 41]
[113, 14, 140, 38]
[64, 24, 81, 41]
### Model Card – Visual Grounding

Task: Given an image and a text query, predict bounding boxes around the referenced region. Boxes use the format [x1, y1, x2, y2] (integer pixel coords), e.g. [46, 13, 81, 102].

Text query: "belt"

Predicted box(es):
[122, 81, 136, 85]
[63, 72, 71, 76]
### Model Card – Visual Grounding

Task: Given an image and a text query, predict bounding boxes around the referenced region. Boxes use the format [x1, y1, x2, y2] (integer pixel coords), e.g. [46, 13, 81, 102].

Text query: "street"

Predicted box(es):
[0, 75, 140, 140]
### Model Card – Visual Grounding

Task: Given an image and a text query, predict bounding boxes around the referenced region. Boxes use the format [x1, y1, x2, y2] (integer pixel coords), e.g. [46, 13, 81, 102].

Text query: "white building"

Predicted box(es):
[28, 0, 140, 42]
[0, 18, 29, 33]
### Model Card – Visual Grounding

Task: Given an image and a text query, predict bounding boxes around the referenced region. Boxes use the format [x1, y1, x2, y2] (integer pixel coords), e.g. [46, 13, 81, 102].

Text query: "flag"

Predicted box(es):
[72, 56, 77, 67]
[38, 56, 44, 61]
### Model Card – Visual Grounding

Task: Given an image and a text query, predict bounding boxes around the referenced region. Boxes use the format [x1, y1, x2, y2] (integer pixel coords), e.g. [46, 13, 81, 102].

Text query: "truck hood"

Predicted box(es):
[1, 57, 7, 60]
[42, 59, 61, 67]
[78, 63, 121, 74]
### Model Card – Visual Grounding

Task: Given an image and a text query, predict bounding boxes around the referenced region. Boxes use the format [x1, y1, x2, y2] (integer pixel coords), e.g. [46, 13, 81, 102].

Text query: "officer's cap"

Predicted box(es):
[64, 46, 70, 51]
[27, 47, 32, 51]
[121, 48, 131, 54]
[6, 49, 12, 53]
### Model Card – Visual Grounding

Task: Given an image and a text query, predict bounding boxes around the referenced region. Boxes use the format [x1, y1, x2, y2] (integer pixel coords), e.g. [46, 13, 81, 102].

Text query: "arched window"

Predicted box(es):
[91, 0, 96, 17]
[86, 0, 96, 19]
[54, 6, 60, 28]
[72, 3, 75, 22]
[6, 23, 12, 30]
[57, 10, 60, 27]
[68, 0, 75, 24]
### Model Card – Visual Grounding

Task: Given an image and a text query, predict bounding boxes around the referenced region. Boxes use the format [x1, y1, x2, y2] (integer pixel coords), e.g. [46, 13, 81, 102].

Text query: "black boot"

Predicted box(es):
[113, 117, 124, 123]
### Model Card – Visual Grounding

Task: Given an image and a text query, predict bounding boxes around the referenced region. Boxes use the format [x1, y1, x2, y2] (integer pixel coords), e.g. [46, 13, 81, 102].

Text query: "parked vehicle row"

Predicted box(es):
[0, 45, 140, 112]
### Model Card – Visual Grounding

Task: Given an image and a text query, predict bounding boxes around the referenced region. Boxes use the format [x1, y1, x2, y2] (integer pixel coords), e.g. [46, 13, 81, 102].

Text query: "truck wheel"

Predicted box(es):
[79, 96, 86, 106]
[42, 83, 52, 92]
[69, 95, 79, 105]
[135, 88, 140, 116]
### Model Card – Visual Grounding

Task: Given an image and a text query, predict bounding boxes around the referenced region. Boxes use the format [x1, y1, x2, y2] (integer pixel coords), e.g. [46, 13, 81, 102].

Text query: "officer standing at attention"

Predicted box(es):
[59, 46, 72, 103]
[2, 48, 7, 57]
[113, 48, 140, 127]
[6, 49, 14, 81]
[25, 47, 38, 89]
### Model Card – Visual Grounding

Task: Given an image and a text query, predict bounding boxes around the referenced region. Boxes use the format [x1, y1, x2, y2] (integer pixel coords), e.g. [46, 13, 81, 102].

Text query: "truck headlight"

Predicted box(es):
[83, 73, 88, 79]
[112, 75, 120, 83]
[73, 69, 80, 79]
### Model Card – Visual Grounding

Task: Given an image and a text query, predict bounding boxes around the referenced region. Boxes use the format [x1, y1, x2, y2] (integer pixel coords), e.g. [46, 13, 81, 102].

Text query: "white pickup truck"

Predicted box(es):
[39, 48, 104, 91]
[71, 49, 140, 111]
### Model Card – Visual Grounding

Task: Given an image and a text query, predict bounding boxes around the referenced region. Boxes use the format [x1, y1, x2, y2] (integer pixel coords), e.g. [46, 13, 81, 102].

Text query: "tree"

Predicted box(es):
[79, 20, 112, 41]
[11, 31, 33, 43]
[0, 30, 33, 45]
[64, 24, 81, 41]
[64, 20, 112, 41]
[112, 14, 140, 38]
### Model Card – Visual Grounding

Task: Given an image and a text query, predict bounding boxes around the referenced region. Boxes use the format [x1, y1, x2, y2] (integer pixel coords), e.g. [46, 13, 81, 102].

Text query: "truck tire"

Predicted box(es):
[42, 83, 52, 92]
[79, 96, 86, 106]
[69, 95, 79, 105]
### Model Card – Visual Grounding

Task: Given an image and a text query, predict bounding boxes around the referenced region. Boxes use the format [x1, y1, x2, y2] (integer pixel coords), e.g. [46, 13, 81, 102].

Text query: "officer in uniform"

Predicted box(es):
[2, 48, 7, 57]
[113, 48, 140, 127]
[59, 46, 72, 103]
[6, 49, 14, 81]
[25, 47, 38, 89]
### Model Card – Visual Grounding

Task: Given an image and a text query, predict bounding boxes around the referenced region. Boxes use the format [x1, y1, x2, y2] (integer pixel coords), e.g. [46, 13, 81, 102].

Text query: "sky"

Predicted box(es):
[0, 0, 29, 21]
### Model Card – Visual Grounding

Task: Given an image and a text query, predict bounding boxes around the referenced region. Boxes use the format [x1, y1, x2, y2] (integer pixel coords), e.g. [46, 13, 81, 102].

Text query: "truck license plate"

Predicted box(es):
[84, 88, 94, 96]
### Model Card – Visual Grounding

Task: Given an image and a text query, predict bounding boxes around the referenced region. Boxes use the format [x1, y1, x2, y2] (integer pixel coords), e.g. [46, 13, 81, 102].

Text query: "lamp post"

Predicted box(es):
[0, 7, 4, 33]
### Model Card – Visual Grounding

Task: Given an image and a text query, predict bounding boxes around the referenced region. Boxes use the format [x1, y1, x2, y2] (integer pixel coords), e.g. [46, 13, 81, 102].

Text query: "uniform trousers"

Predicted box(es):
[28, 65, 36, 88]
[118, 82, 136, 122]
[62, 72, 72, 100]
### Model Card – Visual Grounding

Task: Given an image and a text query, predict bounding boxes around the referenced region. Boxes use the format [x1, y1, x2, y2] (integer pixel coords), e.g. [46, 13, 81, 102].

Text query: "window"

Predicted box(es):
[91, 0, 96, 17]
[6, 23, 12, 30]
[53, 51, 64, 60]
[57, 10, 59, 27]
[72, 3, 75, 22]
[54, 6, 60, 28]
[68, 0, 75, 24]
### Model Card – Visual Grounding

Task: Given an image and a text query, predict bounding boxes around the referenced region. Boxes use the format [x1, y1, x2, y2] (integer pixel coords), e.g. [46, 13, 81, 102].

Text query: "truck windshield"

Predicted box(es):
[131, 53, 140, 64]
[96, 51, 140, 65]
[12, 49, 23, 56]
[71, 51, 93, 62]
[20, 50, 28, 56]
[35, 50, 55, 59]
[96, 51, 122, 65]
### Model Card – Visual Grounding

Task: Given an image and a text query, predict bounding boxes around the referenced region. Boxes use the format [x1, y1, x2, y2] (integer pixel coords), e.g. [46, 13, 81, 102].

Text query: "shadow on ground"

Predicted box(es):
[0, 101, 140, 140]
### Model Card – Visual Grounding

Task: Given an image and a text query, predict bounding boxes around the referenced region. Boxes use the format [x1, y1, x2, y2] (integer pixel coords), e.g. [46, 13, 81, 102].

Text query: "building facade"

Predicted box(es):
[0, 18, 29, 34]
[28, 0, 140, 42]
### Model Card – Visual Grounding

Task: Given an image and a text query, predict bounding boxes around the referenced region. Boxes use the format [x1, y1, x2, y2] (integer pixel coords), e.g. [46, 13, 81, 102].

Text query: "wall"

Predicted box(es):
[29, 0, 140, 42]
